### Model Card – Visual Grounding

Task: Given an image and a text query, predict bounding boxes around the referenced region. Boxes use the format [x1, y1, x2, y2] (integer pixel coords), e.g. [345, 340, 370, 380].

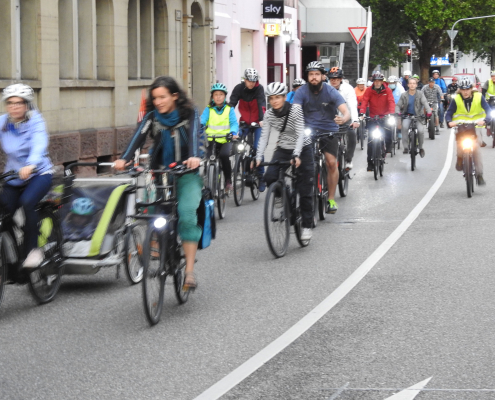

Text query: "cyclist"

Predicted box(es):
[359, 71, 395, 171]
[256, 82, 314, 240]
[446, 78, 491, 185]
[229, 68, 266, 190]
[412, 74, 424, 90]
[201, 83, 239, 192]
[115, 76, 205, 291]
[447, 77, 459, 95]
[355, 78, 367, 107]
[432, 70, 447, 127]
[328, 67, 358, 170]
[401, 70, 412, 91]
[293, 61, 350, 214]
[0, 84, 54, 269]
[481, 71, 495, 99]
[287, 78, 306, 104]
[422, 78, 443, 134]
[396, 77, 431, 157]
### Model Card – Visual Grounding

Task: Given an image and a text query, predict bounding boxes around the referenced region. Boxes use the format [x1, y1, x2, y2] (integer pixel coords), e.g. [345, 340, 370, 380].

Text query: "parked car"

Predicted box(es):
[454, 73, 481, 91]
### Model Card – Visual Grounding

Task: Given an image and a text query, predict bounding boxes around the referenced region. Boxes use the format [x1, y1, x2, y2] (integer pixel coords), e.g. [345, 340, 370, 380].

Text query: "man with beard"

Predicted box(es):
[293, 61, 350, 214]
[229, 68, 267, 190]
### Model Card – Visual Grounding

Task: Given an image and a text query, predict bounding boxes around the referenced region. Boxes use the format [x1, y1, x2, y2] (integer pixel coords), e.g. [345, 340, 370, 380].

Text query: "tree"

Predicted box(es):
[360, 0, 495, 81]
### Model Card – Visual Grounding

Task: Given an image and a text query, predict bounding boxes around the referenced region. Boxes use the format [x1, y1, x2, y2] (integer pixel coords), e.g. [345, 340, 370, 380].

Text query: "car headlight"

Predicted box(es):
[462, 138, 473, 150]
[490, 110, 495, 118]
[304, 128, 312, 136]
[372, 129, 381, 139]
[154, 217, 167, 229]
[237, 144, 245, 151]
[387, 116, 396, 126]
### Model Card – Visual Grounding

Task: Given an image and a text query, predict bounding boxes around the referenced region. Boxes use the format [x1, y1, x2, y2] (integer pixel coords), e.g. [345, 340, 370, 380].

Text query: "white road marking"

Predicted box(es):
[194, 133, 454, 400]
[384, 377, 432, 399]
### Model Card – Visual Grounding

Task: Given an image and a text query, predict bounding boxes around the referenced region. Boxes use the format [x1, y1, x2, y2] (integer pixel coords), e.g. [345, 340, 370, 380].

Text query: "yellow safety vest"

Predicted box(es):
[486, 79, 495, 99]
[453, 92, 485, 127]
[205, 105, 231, 143]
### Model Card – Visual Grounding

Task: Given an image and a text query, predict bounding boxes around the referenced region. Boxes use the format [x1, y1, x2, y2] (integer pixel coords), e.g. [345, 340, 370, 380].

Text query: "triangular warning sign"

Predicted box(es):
[348, 27, 367, 45]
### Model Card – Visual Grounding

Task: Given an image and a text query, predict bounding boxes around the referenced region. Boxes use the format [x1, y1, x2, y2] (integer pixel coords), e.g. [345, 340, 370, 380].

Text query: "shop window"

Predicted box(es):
[128, 0, 154, 80]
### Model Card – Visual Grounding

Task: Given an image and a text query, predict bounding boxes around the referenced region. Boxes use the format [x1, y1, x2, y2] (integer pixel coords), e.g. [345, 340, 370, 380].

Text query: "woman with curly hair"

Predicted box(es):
[115, 76, 205, 291]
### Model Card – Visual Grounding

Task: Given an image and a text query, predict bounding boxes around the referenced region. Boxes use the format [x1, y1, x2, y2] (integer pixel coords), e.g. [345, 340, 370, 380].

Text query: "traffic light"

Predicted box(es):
[448, 50, 457, 64]
[406, 49, 412, 62]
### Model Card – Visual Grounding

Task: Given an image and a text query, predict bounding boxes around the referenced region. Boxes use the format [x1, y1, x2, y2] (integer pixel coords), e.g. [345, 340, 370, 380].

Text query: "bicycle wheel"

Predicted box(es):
[464, 152, 473, 198]
[373, 141, 379, 180]
[391, 126, 396, 157]
[28, 208, 63, 305]
[312, 166, 319, 228]
[233, 155, 245, 206]
[358, 124, 365, 150]
[142, 226, 166, 325]
[173, 257, 190, 305]
[217, 169, 226, 219]
[207, 163, 216, 196]
[428, 115, 435, 139]
[264, 182, 289, 258]
[124, 220, 146, 284]
[0, 238, 6, 308]
[338, 148, 348, 197]
[379, 146, 384, 177]
[318, 158, 328, 220]
[410, 132, 417, 171]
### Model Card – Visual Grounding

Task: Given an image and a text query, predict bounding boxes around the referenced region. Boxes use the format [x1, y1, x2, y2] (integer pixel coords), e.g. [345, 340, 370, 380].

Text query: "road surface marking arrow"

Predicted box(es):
[384, 377, 432, 400]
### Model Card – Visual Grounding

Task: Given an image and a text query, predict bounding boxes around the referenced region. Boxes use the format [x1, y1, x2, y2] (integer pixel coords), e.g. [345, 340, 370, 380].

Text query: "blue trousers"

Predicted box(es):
[1, 174, 53, 254]
[240, 126, 264, 175]
[439, 101, 445, 124]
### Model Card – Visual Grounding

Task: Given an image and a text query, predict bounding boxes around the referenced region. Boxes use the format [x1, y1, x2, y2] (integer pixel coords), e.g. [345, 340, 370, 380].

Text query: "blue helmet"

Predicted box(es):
[71, 198, 95, 216]
[210, 83, 228, 94]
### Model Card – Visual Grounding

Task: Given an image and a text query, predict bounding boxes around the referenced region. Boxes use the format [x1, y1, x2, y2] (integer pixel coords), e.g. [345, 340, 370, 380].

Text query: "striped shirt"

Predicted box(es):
[257, 103, 311, 160]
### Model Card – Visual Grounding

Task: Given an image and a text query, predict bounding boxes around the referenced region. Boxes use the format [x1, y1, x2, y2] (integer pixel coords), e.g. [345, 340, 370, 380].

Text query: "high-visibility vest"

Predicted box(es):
[205, 105, 231, 143]
[485, 79, 495, 100]
[453, 92, 485, 126]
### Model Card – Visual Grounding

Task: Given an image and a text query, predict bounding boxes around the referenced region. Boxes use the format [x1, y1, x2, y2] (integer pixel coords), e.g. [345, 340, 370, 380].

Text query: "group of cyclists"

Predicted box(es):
[1, 61, 494, 296]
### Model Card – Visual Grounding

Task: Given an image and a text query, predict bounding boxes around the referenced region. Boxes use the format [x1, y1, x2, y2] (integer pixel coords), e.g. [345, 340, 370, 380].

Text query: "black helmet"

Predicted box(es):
[372, 71, 385, 81]
[327, 67, 344, 78]
[306, 61, 326, 73]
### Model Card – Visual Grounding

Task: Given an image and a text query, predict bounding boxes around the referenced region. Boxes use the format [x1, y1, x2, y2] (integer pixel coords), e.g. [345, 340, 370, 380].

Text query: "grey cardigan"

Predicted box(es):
[395, 90, 432, 125]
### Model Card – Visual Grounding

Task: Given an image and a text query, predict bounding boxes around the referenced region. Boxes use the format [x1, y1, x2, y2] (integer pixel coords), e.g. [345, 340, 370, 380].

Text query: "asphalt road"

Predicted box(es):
[2, 125, 494, 400]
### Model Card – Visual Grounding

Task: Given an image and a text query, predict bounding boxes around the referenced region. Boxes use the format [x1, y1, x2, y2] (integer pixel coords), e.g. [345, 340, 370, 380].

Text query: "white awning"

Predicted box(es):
[299, 0, 368, 44]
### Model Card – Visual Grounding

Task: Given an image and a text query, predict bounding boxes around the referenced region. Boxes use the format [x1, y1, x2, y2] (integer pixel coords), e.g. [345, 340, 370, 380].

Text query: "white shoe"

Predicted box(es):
[301, 228, 312, 241]
[23, 249, 44, 269]
[345, 161, 353, 171]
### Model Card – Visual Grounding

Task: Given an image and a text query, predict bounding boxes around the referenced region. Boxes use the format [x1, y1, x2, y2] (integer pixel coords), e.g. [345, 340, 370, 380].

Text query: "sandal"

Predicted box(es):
[150, 240, 159, 259]
[183, 272, 197, 292]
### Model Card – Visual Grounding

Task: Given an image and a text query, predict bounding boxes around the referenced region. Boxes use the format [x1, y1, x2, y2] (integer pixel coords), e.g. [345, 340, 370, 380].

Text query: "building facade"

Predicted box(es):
[0, 0, 214, 169]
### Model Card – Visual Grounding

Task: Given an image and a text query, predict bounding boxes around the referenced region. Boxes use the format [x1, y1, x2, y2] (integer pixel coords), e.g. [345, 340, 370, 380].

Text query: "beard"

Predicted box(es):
[309, 80, 323, 92]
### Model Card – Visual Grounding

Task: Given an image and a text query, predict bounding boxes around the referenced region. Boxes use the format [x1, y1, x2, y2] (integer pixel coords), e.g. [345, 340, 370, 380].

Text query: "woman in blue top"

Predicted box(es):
[0, 84, 53, 268]
[115, 76, 205, 291]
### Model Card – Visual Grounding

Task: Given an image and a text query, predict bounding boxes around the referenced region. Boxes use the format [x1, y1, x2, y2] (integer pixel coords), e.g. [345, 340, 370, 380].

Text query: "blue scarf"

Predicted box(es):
[154, 109, 180, 168]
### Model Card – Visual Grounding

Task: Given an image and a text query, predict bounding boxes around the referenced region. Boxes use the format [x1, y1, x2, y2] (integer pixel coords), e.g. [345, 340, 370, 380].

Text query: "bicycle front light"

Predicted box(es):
[387, 116, 396, 126]
[304, 128, 312, 136]
[462, 138, 473, 150]
[154, 217, 167, 229]
[372, 129, 381, 139]
[491, 110, 495, 118]
[237, 143, 245, 151]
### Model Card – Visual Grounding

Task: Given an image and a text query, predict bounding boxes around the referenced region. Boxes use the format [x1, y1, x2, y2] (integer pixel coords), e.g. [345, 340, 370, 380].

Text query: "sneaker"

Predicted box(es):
[300, 228, 312, 241]
[481, 141, 487, 148]
[23, 248, 44, 269]
[440, 122, 444, 128]
[367, 162, 374, 171]
[435, 126, 439, 134]
[259, 179, 266, 192]
[326, 199, 338, 214]
[477, 174, 486, 186]
[420, 148, 425, 158]
[345, 161, 353, 171]
[455, 157, 463, 171]
[403, 148, 409, 154]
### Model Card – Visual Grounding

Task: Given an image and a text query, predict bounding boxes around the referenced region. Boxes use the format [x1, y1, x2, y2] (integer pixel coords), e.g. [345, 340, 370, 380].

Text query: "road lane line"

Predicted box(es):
[194, 133, 454, 400]
[385, 377, 432, 399]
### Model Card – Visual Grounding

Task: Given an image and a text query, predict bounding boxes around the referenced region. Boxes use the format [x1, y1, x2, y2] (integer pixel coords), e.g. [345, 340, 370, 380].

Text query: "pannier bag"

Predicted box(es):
[197, 188, 216, 250]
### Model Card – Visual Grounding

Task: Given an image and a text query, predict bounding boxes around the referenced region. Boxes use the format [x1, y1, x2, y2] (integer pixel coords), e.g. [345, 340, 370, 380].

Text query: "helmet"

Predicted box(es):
[2, 83, 34, 103]
[403, 70, 412, 76]
[388, 75, 398, 83]
[265, 82, 287, 96]
[244, 68, 259, 82]
[356, 78, 366, 85]
[366, 81, 373, 87]
[432, 70, 440, 74]
[452, 77, 458, 81]
[372, 71, 385, 81]
[490, 71, 495, 76]
[328, 67, 344, 78]
[71, 198, 95, 216]
[305, 61, 326, 73]
[292, 78, 305, 88]
[210, 83, 228, 94]
[412, 74, 420, 80]
[458, 78, 472, 89]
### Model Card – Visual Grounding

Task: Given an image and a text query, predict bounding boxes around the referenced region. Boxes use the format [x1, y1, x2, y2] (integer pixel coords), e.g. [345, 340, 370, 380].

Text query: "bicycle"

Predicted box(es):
[310, 129, 328, 223]
[233, 122, 261, 206]
[356, 117, 366, 150]
[0, 171, 64, 308]
[387, 114, 397, 157]
[138, 164, 198, 325]
[426, 102, 437, 140]
[486, 94, 495, 148]
[455, 121, 480, 198]
[402, 114, 420, 171]
[262, 160, 309, 258]
[205, 134, 232, 219]
[365, 116, 387, 180]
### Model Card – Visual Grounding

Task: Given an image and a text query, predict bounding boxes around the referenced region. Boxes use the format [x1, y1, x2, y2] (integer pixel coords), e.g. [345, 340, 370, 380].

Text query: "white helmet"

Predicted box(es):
[2, 83, 34, 103]
[403, 70, 412, 76]
[265, 82, 287, 96]
[244, 68, 259, 82]
[388, 75, 398, 83]
[356, 78, 366, 85]
[366, 80, 373, 87]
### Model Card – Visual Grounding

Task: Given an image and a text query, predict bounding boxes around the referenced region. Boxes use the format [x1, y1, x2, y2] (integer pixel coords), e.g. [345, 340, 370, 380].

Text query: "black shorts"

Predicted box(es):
[320, 135, 340, 158]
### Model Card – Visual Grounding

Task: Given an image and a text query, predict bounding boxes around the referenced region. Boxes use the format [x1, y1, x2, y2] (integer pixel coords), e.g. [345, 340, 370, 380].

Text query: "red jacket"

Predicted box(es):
[359, 85, 395, 117]
[229, 82, 266, 124]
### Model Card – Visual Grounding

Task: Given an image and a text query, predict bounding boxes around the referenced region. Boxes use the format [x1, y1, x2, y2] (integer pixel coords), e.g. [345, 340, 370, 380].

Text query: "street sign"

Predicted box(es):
[348, 27, 367, 45]
[447, 29, 458, 40]
[399, 43, 416, 49]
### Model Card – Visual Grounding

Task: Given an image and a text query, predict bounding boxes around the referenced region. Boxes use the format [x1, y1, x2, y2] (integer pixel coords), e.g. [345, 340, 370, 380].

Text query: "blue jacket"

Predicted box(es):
[434, 78, 447, 94]
[0, 110, 53, 186]
[200, 102, 239, 134]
